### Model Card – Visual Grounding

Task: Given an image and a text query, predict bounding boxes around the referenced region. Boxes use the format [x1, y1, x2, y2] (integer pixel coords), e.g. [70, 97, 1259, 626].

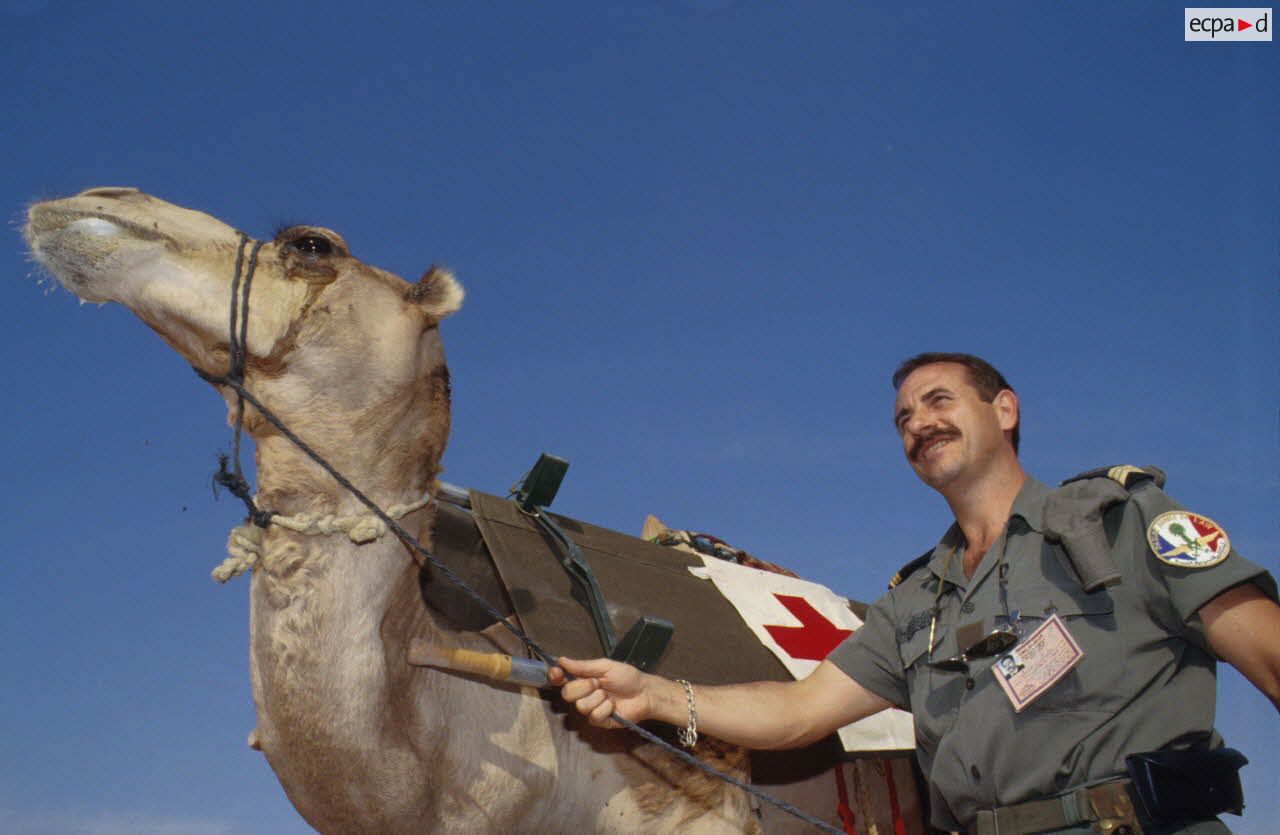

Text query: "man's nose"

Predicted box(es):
[904, 412, 935, 437]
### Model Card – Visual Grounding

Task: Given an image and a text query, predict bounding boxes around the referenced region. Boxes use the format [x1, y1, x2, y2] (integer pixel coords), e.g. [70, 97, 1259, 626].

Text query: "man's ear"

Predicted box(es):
[407, 266, 464, 320]
[994, 389, 1019, 434]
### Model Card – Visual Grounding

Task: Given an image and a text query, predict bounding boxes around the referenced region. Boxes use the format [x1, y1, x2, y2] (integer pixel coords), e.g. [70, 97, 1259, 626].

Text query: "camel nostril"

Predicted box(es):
[79, 186, 141, 198]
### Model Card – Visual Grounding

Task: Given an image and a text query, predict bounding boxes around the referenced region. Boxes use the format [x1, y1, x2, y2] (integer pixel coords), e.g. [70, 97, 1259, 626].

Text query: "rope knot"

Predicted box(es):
[347, 516, 387, 543]
[212, 453, 274, 528]
[213, 523, 265, 583]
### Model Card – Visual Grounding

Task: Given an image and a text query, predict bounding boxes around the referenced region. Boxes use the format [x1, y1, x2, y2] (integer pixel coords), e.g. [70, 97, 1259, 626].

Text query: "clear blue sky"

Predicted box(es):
[3, 2, 1275, 833]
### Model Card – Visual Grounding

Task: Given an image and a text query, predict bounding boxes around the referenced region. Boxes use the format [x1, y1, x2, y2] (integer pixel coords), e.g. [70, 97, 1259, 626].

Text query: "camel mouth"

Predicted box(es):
[25, 203, 180, 303]
[26, 204, 169, 249]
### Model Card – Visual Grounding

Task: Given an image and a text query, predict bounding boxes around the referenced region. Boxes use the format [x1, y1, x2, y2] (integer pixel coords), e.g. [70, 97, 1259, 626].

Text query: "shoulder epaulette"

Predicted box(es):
[1059, 464, 1166, 491]
[889, 549, 933, 590]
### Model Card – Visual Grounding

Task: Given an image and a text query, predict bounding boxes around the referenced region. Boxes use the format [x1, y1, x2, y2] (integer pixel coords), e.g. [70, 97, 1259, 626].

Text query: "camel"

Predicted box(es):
[23, 187, 779, 834]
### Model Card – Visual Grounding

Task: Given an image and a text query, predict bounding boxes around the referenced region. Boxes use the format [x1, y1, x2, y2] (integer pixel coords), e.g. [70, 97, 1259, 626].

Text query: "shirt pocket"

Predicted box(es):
[899, 620, 936, 672]
[1006, 554, 1118, 714]
[900, 617, 950, 747]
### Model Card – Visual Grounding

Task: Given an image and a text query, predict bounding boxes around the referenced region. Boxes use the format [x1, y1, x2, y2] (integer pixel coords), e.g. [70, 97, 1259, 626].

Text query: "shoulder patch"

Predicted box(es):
[1147, 510, 1231, 568]
[889, 550, 933, 590]
[1060, 464, 1166, 491]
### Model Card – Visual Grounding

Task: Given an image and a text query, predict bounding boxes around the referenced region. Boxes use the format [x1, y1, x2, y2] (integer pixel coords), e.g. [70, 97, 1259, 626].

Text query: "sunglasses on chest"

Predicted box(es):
[926, 547, 1023, 672]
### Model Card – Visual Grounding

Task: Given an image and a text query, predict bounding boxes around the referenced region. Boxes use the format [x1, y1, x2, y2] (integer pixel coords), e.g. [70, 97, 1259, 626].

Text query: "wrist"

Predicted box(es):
[652, 675, 696, 728]
[674, 679, 698, 747]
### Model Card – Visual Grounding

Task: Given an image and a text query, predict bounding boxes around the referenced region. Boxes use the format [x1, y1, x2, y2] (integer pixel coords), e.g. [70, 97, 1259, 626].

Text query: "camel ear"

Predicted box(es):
[408, 266, 464, 319]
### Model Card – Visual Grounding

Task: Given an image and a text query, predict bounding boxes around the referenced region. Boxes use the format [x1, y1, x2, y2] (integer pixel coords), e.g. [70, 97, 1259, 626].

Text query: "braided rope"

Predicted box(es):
[211, 497, 432, 583]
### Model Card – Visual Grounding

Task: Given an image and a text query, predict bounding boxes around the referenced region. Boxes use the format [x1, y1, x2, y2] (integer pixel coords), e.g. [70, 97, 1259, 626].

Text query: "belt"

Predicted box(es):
[969, 779, 1144, 835]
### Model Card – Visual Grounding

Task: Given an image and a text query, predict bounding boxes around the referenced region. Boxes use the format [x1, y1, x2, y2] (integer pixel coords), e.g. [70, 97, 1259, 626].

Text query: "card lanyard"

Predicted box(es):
[926, 533, 1021, 663]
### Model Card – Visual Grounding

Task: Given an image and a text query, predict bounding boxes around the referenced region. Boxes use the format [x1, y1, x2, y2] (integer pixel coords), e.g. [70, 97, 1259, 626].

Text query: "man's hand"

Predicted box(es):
[551, 657, 892, 749]
[550, 657, 662, 728]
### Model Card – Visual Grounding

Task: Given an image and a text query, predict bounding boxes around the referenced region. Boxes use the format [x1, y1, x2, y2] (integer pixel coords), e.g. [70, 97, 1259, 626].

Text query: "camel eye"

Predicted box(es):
[290, 235, 333, 256]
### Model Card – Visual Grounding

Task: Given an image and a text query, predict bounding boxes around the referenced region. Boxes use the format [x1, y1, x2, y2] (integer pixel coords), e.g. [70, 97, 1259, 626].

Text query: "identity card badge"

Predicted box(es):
[991, 613, 1083, 712]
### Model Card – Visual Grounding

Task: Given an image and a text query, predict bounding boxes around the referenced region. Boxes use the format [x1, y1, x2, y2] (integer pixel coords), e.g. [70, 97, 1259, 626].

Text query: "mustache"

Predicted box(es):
[910, 428, 959, 460]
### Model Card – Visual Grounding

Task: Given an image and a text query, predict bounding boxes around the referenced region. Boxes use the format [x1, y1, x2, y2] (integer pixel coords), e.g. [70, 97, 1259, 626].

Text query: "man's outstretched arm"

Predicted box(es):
[1201, 582, 1280, 713]
[551, 656, 893, 750]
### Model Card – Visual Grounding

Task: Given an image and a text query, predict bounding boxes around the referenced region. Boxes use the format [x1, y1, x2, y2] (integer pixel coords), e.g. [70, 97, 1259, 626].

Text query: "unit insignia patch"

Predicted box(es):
[1147, 511, 1231, 568]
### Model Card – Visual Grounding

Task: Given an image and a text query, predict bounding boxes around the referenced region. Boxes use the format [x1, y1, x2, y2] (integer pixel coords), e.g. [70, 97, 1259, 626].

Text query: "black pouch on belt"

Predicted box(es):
[1124, 748, 1248, 822]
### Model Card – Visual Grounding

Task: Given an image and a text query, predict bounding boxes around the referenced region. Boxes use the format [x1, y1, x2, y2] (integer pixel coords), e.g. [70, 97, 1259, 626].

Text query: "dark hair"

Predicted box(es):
[892, 352, 1020, 452]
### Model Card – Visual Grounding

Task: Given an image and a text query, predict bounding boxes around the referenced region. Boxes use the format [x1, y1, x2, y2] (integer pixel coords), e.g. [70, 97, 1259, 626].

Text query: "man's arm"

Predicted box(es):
[1201, 582, 1280, 712]
[551, 656, 893, 750]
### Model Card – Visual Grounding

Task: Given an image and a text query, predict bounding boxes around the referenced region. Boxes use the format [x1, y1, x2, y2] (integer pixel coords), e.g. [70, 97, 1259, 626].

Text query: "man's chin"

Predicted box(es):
[912, 462, 960, 491]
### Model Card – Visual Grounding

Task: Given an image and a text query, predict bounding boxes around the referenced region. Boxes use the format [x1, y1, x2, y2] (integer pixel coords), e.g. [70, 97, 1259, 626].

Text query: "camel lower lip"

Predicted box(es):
[67, 217, 123, 238]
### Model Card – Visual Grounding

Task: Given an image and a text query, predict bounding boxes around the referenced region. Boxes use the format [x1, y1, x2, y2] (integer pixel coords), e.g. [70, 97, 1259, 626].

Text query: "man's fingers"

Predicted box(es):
[557, 656, 614, 678]
[561, 677, 600, 702]
[589, 699, 618, 726]
[575, 688, 607, 716]
[555, 656, 639, 728]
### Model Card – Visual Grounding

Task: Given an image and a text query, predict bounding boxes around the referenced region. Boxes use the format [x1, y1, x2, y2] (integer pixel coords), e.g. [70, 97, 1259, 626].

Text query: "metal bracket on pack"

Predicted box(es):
[514, 453, 674, 671]
[610, 615, 674, 672]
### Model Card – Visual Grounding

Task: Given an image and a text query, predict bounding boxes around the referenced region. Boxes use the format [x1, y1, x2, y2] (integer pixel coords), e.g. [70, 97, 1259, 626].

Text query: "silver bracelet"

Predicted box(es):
[675, 679, 698, 748]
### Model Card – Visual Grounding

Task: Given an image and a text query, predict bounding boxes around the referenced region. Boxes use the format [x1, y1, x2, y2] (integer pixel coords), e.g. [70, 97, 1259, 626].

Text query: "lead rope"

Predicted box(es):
[208, 234, 273, 528]
[195, 235, 842, 835]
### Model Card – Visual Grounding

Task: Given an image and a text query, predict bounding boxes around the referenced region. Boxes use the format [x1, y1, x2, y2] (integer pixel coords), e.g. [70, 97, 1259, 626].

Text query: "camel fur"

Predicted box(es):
[25, 188, 761, 834]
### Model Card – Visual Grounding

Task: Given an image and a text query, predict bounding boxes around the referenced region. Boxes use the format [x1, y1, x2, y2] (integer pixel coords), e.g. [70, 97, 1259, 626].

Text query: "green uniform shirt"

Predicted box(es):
[827, 476, 1276, 832]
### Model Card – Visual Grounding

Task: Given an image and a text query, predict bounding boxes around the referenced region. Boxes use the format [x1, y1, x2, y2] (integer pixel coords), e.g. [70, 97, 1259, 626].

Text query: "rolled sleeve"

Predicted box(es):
[827, 594, 910, 709]
[1123, 483, 1278, 650]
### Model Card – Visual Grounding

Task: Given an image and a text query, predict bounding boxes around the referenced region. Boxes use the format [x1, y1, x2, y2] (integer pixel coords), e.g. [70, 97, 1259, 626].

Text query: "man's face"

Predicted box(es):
[893, 362, 1016, 491]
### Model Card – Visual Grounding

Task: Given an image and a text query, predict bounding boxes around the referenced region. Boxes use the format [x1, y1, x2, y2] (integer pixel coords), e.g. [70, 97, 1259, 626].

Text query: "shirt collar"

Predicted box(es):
[925, 477, 1053, 582]
[1009, 477, 1051, 534]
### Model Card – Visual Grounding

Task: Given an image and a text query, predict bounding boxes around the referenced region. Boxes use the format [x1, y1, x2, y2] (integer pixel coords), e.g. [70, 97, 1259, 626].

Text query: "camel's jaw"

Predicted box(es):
[24, 188, 315, 376]
[25, 187, 241, 304]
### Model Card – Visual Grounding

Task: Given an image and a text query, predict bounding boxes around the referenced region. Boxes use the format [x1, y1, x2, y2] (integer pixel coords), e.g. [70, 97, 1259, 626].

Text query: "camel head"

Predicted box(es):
[25, 187, 464, 505]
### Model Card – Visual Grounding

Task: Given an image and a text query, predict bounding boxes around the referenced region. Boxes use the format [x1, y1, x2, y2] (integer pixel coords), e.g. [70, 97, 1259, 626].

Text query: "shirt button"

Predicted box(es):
[971, 765, 981, 780]
[961, 601, 976, 614]
[965, 677, 975, 690]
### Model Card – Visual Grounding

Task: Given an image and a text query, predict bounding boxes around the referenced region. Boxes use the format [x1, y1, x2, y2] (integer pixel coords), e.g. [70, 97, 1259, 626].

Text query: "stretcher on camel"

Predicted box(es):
[420, 479, 930, 835]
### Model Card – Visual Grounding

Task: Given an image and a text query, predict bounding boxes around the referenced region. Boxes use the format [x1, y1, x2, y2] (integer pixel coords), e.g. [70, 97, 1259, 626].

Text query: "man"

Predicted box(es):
[554, 353, 1280, 834]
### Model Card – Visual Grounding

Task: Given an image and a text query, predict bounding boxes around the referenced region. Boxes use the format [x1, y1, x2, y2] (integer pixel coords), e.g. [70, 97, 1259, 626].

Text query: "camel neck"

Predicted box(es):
[251, 433, 440, 518]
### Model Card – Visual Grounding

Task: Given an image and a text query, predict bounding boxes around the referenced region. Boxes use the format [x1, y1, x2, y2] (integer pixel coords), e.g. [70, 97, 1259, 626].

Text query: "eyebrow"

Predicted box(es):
[894, 386, 953, 426]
